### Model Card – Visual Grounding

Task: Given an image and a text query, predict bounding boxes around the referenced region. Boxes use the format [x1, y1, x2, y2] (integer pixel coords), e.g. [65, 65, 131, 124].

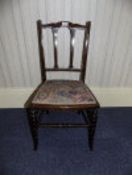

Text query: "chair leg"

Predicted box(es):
[27, 108, 38, 151]
[87, 109, 98, 151]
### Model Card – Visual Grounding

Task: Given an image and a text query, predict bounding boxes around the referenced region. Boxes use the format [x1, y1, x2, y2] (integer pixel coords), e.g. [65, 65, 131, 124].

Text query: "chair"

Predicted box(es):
[25, 20, 100, 151]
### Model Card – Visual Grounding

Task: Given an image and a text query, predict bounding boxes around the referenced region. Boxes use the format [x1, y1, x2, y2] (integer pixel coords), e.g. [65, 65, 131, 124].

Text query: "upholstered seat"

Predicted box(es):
[32, 80, 97, 106]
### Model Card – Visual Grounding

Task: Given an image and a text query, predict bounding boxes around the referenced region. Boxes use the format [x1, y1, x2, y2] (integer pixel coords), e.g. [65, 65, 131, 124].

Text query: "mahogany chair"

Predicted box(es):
[25, 20, 100, 151]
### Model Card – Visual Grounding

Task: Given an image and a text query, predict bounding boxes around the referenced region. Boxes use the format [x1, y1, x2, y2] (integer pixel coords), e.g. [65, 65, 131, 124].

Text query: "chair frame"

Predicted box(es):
[25, 20, 100, 151]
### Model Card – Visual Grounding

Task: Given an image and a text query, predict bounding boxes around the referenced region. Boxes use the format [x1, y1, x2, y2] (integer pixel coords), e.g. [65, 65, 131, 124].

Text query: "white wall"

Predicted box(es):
[0, 0, 132, 107]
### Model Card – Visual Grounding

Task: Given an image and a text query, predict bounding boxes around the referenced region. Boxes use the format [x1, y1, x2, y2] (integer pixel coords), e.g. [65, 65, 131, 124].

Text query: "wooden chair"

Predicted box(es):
[25, 20, 100, 151]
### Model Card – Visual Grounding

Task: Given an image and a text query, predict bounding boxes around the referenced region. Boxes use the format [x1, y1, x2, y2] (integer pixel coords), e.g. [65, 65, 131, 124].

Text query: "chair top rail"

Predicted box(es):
[41, 21, 87, 30]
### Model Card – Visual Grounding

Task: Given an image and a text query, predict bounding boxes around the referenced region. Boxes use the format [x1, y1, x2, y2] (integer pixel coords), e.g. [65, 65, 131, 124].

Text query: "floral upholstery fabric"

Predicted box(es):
[32, 80, 97, 105]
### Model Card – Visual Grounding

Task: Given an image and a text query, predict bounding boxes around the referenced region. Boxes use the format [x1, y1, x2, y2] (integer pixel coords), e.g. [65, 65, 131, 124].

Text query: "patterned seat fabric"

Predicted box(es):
[32, 80, 97, 105]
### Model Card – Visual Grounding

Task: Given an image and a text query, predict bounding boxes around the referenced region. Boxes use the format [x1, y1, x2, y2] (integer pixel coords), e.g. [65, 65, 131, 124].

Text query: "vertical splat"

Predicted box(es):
[52, 27, 59, 68]
[69, 28, 76, 68]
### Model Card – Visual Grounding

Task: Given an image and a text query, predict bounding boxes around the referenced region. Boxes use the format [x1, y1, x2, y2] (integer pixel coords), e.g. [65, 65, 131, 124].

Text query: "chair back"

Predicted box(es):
[37, 20, 91, 82]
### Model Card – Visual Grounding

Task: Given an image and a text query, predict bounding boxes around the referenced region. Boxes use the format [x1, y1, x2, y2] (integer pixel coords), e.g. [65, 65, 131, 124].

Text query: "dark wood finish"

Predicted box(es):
[52, 28, 59, 68]
[69, 28, 75, 68]
[39, 123, 90, 128]
[87, 109, 98, 150]
[42, 21, 87, 29]
[37, 20, 91, 82]
[45, 68, 80, 72]
[31, 103, 99, 110]
[80, 22, 91, 82]
[37, 20, 46, 82]
[27, 109, 38, 150]
[25, 20, 100, 151]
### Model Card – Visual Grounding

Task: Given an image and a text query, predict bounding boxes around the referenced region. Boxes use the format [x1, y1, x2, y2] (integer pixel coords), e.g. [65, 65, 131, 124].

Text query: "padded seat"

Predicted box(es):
[32, 80, 98, 106]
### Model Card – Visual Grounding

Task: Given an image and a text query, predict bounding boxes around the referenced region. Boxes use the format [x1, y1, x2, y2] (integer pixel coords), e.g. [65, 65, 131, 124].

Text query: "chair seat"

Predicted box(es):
[32, 80, 98, 107]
